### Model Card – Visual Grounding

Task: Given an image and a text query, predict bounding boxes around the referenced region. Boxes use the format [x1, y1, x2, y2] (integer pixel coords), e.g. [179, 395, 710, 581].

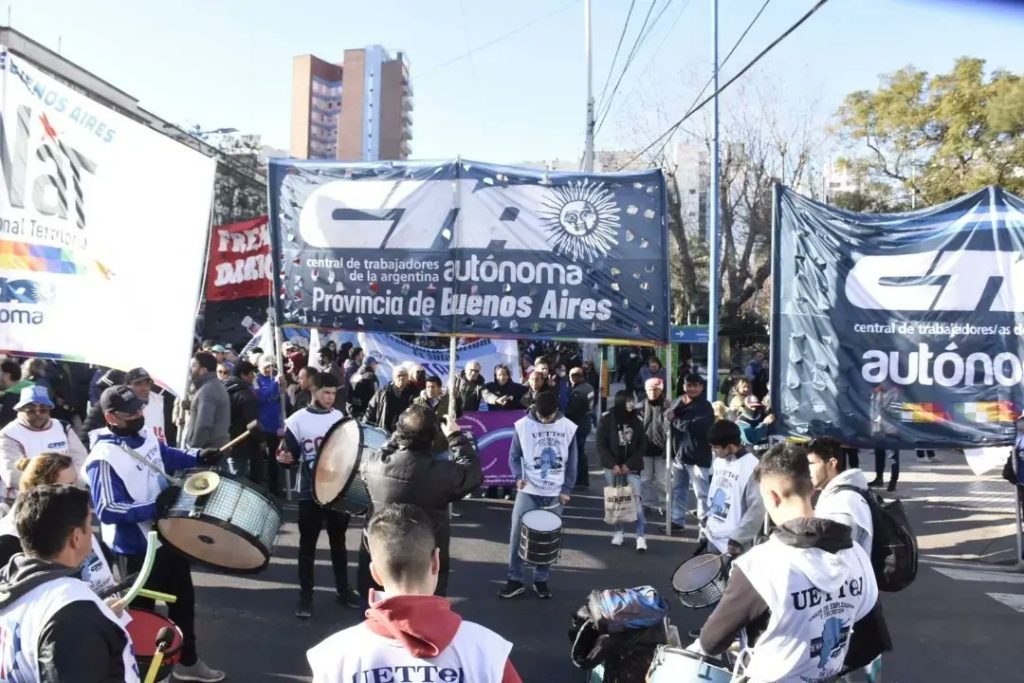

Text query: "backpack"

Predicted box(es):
[585, 586, 669, 633]
[834, 485, 918, 592]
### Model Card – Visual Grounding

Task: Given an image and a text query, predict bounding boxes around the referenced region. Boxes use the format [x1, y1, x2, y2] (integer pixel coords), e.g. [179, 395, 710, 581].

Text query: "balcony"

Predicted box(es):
[401, 125, 413, 141]
[400, 140, 412, 157]
[403, 95, 414, 112]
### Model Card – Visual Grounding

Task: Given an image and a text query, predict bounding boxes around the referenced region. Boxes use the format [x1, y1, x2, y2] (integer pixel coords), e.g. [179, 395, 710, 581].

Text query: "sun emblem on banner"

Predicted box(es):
[540, 180, 620, 262]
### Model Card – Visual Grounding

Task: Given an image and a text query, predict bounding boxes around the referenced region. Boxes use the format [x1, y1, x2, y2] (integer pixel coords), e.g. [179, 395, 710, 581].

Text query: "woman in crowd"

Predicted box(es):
[596, 390, 648, 552]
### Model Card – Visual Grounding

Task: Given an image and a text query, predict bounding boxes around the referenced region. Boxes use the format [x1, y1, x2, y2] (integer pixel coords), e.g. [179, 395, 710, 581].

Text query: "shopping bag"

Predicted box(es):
[604, 477, 637, 525]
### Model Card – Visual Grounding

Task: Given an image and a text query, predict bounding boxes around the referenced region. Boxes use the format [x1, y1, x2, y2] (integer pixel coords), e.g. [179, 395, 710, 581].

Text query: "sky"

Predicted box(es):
[8, 0, 1024, 165]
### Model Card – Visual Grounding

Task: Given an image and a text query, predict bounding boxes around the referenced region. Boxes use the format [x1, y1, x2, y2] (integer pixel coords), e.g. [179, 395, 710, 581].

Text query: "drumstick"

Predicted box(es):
[137, 588, 177, 604]
[218, 420, 260, 453]
[143, 627, 176, 683]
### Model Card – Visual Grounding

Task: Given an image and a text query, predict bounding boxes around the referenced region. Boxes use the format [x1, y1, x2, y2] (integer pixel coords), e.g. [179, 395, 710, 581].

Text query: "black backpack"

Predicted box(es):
[834, 485, 918, 592]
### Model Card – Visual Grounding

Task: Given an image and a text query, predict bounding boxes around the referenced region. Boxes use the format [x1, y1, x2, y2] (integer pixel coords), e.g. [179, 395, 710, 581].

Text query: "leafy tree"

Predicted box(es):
[834, 57, 1024, 208]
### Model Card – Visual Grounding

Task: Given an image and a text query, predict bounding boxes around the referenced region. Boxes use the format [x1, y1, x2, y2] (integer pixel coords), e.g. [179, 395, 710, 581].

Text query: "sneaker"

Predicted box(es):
[671, 519, 687, 530]
[867, 478, 884, 488]
[295, 593, 313, 619]
[636, 537, 648, 553]
[336, 587, 361, 609]
[887, 480, 898, 492]
[928, 454, 939, 462]
[450, 505, 462, 518]
[173, 660, 226, 682]
[533, 581, 553, 599]
[498, 580, 525, 599]
[611, 530, 625, 546]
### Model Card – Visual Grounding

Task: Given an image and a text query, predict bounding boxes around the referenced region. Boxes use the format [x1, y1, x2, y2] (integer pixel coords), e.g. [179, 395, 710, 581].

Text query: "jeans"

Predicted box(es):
[297, 499, 351, 596]
[507, 491, 563, 582]
[575, 423, 591, 488]
[874, 449, 900, 482]
[641, 454, 668, 510]
[122, 547, 198, 665]
[603, 471, 645, 537]
[671, 462, 711, 527]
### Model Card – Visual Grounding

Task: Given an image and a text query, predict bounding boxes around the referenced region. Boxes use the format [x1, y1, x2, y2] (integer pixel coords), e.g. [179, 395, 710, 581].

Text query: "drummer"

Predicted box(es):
[277, 372, 361, 619]
[701, 420, 763, 558]
[498, 391, 577, 600]
[84, 385, 226, 683]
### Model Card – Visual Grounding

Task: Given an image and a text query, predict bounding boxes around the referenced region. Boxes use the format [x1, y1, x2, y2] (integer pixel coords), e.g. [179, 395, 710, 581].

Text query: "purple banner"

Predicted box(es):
[458, 410, 525, 487]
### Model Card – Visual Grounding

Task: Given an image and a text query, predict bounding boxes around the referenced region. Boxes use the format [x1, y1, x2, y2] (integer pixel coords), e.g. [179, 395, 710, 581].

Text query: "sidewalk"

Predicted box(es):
[884, 451, 1021, 566]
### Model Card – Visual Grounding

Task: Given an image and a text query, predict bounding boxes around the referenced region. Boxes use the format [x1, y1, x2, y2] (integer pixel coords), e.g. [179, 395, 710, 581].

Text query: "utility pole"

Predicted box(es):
[583, 0, 595, 172]
[707, 0, 722, 398]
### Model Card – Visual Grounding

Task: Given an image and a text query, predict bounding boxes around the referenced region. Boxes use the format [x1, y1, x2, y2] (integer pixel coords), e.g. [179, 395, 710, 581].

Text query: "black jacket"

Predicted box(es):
[0, 555, 130, 682]
[349, 364, 381, 419]
[365, 383, 418, 433]
[566, 382, 595, 427]
[642, 396, 668, 455]
[224, 377, 263, 462]
[669, 396, 714, 468]
[482, 379, 526, 410]
[452, 372, 485, 412]
[596, 411, 646, 472]
[361, 431, 482, 533]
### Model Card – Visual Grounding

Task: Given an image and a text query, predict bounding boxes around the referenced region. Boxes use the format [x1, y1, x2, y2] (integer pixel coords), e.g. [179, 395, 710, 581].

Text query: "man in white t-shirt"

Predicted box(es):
[307, 503, 523, 683]
[693, 442, 878, 683]
[702, 420, 763, 557]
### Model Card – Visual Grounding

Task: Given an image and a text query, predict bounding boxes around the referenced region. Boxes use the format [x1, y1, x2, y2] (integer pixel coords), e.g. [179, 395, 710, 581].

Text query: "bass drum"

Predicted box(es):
[313, 417, 388, 516]
[127, 608, 183, 681]
[158, 472, 282, 573]
[646, 646, 733, 683]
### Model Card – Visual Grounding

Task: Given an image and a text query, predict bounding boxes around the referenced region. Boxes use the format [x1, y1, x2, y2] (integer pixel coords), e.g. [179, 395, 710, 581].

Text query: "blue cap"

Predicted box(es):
[14, 386, 55, 411]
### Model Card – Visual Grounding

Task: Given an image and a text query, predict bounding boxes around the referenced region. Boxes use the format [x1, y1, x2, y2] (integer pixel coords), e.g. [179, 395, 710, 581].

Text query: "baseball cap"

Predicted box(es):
[365, 356, 379, 365]
[126, 367, 152, 384]
[14, 386, 55, 411]
[645, 377, 664, 390]
[100, 385, 145, 414]
[211, 344, 227, 353]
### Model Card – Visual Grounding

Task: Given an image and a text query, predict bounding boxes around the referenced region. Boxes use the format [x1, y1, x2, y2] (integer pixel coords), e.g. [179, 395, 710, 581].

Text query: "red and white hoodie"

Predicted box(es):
[307, 593, 523, 683]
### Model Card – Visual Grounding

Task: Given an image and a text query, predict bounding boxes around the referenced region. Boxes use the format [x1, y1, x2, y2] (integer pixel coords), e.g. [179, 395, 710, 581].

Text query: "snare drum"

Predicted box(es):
[671, 553, 729, 609]
[157, 473, 282, 573]
[518, 509, 563, 566]
[313, 418, 388, 516]
[126, 608, 183, 681]
[647, 646, 733, 683]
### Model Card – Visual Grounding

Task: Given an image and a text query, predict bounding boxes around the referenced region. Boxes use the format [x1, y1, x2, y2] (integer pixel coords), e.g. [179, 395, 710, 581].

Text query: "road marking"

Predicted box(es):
[987, 593, 1024, 614]
[931, 567, 1024, 584]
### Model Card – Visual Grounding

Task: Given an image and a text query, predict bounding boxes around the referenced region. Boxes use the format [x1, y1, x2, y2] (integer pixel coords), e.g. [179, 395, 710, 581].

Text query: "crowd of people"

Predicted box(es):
[0, 339, 901, 682]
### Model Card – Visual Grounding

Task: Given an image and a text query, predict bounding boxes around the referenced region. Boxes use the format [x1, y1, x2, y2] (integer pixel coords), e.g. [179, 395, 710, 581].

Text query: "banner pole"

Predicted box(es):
[448, 336, 458, 423]
[665, 346, 674, 536]
[707, 0, 722, 400]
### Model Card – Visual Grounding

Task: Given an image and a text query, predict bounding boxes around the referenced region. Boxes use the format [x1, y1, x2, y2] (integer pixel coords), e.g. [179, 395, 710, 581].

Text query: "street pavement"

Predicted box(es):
[182, 446, 1024, 682]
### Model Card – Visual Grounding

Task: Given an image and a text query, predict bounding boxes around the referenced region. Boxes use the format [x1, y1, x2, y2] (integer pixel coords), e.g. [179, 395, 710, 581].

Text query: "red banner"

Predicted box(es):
[205, 216, 271, 302]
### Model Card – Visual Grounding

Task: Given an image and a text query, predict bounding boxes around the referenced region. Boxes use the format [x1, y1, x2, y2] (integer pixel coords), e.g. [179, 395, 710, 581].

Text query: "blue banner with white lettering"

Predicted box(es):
[267, 160, 669, 344]
[771, 185, 1024, 448]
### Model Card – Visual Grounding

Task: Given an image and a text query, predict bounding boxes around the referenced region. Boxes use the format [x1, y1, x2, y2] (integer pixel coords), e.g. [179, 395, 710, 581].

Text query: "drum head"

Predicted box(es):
[522, 509, 562, 532]
[158, 517, 268, 572]
[314, 418, 362, 506]
[672, 554, 723, 592]
[126, 608, 183, 660]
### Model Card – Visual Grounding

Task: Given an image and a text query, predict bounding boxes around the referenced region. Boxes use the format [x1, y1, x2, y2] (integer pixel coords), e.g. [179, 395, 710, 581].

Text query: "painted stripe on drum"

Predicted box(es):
[932, 567, 1024, 585]
[987, 593, 1024, 614]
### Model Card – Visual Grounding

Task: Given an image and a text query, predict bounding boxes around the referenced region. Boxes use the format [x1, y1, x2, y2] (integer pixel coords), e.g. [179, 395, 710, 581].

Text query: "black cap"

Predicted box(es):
[100, 385, 145, 414]
[126, 367, 151, 384]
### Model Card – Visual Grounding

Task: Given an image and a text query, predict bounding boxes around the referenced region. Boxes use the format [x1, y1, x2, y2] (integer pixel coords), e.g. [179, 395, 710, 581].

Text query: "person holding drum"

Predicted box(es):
[691, 443, 878, 682]
[0, 485, 139, 681]
[308, 504, 523, 683]
[278, 372, 361, 619]
[85, 385, 226, 682]
[700, 420, 764, 558]
[499, 391, 577, 600]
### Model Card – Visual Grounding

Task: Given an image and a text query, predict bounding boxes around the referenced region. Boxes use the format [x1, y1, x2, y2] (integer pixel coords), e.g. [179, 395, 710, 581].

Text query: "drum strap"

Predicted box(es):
[117, 443, 182, 487]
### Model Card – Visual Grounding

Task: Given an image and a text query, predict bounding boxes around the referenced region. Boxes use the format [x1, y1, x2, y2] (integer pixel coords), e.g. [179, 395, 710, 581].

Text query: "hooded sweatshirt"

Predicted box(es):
[306, 594, 521, 683]
[815, 468, 874, 555]
[0, 554, 138, 682]
[699, 518, 878, 683]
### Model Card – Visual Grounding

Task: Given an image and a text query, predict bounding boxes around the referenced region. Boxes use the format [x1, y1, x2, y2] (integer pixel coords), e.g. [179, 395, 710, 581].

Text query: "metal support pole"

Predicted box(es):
[1012, 446, 1024, 571]
[270, 310, 292, 501]
[707, 0, 722, 399]
[448, 336, 458, 423]
[664, 347, 674, 536]
[583, 0, 595, 172]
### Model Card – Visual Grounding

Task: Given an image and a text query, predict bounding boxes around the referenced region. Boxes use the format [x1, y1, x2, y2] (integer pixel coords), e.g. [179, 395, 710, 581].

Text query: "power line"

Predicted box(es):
[417, 0, 581, 78]
[595, 0, 672, 134]
[596, 0, 637, 110]
[618, 0, 830, 170]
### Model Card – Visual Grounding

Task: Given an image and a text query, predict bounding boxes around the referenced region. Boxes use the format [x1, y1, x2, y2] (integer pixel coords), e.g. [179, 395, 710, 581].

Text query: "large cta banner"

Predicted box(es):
[267, 160, 669, 343]
[0, 48, 215, 395]
[772, 186, 1024, 448]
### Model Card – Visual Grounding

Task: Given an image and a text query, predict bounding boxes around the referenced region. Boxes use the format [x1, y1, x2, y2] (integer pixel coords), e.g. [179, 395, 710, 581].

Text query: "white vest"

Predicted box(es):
[84, 428, 164, 548]
[306, 620, 511, 683]
[144, 392, 168, 445]
[815, 474, 874, 556]
[514, 415, 577, 497]
[0, 420, 72, 495]
[733, 536, 878, 683]
[704, 452, 758, 554]
[0, 576, 139, 682]
[284, 408, 344, 493]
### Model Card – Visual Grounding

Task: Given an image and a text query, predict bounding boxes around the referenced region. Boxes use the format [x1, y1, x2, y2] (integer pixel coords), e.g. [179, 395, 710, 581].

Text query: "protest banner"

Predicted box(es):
[205, 216, 271, 301]
[772, 185, 1024, 447]
[0, 47, 215, 395]
[458, 410, 522, 486]
[267, 159, 669, 344]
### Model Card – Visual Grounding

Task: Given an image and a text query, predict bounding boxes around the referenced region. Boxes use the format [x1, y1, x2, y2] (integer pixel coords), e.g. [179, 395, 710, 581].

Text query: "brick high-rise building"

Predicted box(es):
[290, 46, 413, 161]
